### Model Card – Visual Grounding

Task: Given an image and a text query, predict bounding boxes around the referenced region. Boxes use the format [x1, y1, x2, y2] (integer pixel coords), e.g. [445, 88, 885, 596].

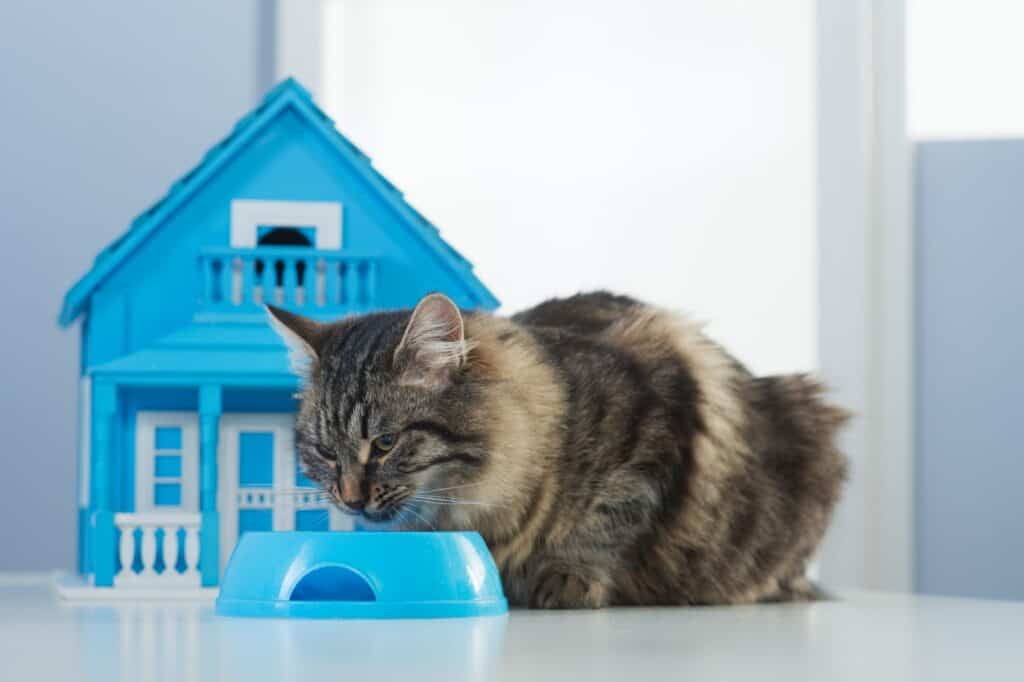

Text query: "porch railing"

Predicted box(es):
[114, 512, 201, 588]
[199, 247, 378, 313]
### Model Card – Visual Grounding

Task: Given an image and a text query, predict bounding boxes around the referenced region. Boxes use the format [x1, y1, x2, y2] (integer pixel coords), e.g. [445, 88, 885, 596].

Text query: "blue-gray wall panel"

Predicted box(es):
[915, 140, 1024, 600]
[0, 1, 269, 570]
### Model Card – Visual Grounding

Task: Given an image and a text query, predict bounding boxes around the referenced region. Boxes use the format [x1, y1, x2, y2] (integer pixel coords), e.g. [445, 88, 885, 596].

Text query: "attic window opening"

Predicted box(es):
[257, 226, 315, 247]
[255, 227, 314, 291]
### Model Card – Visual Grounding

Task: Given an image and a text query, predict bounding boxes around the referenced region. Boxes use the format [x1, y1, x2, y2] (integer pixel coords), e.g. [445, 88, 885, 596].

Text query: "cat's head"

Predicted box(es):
[267, 294, 493, 529]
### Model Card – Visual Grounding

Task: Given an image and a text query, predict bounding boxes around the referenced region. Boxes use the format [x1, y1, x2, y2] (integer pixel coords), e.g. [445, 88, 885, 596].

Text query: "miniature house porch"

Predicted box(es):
[82, 374, 342, 591]
[59, 79, 498, 596]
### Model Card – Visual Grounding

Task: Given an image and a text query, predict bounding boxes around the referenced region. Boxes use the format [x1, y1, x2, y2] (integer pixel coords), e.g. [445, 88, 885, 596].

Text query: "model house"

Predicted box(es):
[57, 78, 498, 595]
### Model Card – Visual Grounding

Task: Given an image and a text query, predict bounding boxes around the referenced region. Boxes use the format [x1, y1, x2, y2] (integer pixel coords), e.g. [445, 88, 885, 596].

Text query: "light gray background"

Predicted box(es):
[0, 1, 272, 570]
[914, 140, 1024, 600]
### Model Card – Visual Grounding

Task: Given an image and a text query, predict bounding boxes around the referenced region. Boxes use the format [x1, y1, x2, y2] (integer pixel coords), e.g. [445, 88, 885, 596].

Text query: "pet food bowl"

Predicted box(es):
[215, 531, 508, 619]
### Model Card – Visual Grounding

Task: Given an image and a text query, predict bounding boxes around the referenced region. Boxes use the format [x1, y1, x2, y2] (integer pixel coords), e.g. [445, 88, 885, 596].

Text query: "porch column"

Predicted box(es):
[91, 380, 117, 587]
[198, 384, 222, 587]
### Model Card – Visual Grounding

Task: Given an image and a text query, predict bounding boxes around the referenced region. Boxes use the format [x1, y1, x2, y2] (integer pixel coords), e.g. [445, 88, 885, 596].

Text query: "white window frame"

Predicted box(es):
[230, 199, 342, 249]
[135, 412, 200, 514]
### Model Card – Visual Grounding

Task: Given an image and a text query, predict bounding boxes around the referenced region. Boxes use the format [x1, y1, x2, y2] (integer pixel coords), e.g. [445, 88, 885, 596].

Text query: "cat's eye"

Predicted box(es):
[372, 433, 398, 452]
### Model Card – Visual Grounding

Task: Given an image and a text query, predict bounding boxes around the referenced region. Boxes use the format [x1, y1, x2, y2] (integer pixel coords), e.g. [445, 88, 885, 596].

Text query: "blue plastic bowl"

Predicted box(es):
[215, 531, 508, 619]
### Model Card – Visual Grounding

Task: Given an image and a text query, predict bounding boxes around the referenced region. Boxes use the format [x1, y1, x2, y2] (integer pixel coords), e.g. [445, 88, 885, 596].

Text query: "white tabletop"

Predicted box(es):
[1, 576, 1021, 681]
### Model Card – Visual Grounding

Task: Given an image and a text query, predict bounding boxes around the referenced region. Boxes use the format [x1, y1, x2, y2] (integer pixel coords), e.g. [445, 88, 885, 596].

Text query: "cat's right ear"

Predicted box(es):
[394, 293, 474, 389]
[265, 304, 324, 374]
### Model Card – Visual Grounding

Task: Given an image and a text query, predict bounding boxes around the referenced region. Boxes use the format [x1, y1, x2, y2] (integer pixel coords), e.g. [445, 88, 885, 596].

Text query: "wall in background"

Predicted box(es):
[0, 1, 271, 570]
[914, 140, 1024, 600]
[908, 0, 1024, 139]
[319, 0, 817, 377]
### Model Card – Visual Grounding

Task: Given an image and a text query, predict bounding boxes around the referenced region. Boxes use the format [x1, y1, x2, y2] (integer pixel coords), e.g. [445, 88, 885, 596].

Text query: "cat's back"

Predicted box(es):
[511, 291, 642, 337]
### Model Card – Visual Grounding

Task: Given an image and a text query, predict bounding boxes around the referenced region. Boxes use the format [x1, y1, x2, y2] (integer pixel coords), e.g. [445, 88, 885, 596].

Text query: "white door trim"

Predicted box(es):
[815, 0, 914, 591]
[134, 411, 199, 514]
[217, 413, 297, 570]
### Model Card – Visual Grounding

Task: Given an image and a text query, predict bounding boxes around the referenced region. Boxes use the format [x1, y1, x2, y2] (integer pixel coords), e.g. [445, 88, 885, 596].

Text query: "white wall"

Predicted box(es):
[908, 0, 1024, 139]
[319, 0, 816, 376]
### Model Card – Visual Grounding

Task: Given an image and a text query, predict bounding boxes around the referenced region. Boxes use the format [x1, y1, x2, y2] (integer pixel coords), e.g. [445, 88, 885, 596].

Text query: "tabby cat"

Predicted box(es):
[267, 291, 848, 608]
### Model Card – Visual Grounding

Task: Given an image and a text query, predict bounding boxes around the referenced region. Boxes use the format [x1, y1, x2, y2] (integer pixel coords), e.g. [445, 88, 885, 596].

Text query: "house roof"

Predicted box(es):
[87, 322, 297, 385]
[58, 78, 499, 327]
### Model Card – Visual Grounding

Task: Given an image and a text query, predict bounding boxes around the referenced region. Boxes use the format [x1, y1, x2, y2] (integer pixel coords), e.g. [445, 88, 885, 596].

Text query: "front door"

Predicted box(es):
[218, 413, 339, 569]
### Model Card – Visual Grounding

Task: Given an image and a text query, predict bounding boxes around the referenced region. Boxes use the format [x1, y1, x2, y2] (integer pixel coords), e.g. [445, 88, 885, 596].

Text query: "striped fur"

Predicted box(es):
[268, 292, 848, 608]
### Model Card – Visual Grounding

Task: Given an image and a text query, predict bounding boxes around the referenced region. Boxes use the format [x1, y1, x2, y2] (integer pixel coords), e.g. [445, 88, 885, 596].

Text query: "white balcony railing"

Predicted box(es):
[114, 512, 201, 588]
[199, 247, 378, 314]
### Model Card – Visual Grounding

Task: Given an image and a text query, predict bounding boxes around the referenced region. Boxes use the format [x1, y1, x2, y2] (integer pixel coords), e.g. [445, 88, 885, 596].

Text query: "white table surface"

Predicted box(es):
[1, 575, 1021, 681]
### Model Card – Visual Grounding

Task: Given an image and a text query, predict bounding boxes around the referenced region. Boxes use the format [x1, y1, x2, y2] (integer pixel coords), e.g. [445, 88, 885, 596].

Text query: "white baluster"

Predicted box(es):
[230, 256, 243, 305]
[140, 525, 157, 581]
[166, 524, 181, 575]
[119, 523, 136, 579]
[112, 513, 202, 589]
[184, 525, 200, 576]
[315, 259, 326, 307]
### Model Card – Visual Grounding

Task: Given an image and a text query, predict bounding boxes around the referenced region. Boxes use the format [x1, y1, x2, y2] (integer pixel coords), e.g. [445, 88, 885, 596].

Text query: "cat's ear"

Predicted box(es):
[394, 293, 473, 389]
[266, 304, 325, 374]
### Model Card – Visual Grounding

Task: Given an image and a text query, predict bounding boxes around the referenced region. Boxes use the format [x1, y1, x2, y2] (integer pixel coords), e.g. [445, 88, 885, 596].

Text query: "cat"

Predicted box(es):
[267, 291, 848, 608]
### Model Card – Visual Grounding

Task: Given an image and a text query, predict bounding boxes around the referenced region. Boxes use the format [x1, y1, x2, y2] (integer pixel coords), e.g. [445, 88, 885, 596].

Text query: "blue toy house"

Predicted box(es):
[58, 79, 498, 596]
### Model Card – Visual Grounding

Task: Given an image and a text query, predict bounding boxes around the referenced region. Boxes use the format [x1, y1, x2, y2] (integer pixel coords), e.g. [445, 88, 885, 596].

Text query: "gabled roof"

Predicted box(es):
[58, 78, 499, 326]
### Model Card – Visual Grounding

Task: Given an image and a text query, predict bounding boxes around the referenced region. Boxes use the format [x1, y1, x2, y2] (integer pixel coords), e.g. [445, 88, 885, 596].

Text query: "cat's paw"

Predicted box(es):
[530, 572, 610, 609]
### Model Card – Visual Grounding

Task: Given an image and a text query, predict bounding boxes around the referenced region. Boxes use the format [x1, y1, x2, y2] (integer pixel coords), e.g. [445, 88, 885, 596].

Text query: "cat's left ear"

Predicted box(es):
[266, 304, 325, 375]
[394, 293, 473, 389]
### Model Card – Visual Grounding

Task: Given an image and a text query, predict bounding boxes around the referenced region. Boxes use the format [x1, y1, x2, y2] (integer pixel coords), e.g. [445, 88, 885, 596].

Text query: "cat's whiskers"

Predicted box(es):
[402, 504, 436, 531]
[411, 494, 506, 510]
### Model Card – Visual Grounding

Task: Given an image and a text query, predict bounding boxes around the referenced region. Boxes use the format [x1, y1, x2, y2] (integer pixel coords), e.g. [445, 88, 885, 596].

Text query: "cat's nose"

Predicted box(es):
[343, 497, 365, 511]
[340, 474, 364, 511]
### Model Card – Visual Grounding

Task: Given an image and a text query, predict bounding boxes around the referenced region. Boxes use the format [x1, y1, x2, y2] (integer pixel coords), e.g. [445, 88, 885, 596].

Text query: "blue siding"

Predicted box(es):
[915, 140, 1024, 600]
[223, 389, 296, 413]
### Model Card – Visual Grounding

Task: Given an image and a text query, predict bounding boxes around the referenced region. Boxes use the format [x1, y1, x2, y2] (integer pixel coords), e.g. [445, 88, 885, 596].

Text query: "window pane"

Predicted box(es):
[154, 426, 182, 450]
[238, 432, 274, 486]
[295, 509, 329, 531]
[238, 509, 273, 537]
[154, 454, 182, 477]
[154, 483, 182, 507]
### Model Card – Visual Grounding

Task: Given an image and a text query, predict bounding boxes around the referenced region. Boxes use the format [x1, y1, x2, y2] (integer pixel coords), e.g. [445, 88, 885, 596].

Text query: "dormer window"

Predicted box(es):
[226, 200, 343, 307]
[230, 200, 341, 249]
